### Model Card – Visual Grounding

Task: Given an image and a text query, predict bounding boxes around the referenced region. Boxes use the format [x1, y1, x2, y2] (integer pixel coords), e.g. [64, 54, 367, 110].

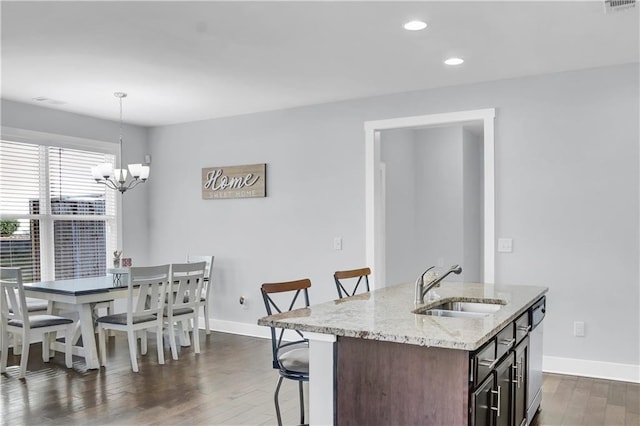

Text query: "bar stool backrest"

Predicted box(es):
[260, 278, 311, 370]
[334, 267, 371, 299]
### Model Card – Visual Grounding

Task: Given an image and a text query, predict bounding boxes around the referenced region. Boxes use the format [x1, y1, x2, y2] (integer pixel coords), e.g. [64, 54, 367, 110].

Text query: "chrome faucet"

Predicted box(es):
[415, 264, 463, 304]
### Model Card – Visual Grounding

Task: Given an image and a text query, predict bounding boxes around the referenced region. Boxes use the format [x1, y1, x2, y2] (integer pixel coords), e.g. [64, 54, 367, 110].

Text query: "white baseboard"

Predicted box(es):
[544, 355, 640, 383]
[199, 316, 271, 340]
[198, 318, 640, 384]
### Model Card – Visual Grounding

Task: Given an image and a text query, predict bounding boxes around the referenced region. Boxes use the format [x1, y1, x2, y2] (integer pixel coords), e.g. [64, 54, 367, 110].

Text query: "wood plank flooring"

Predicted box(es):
[1, 331, 638, 425]
[532, 372, 639, 426]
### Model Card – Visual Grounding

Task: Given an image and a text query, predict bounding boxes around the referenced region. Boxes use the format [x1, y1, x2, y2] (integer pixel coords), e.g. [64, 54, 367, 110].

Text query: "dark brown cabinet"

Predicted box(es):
[512, 337, 529, 426]
[470, 313, 531, 426]
[335, 301, 540, 426]
[472, 375, 495, 426]
[495, 355, 514, 426]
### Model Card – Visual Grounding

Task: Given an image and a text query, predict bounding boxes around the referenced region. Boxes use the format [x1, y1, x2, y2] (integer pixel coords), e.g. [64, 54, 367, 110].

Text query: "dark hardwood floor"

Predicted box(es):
[1, 332, 638, 425]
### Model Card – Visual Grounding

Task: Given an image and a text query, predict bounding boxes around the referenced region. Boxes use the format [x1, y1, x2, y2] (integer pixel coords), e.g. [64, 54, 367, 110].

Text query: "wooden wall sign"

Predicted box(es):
[202, 163, 266, 199]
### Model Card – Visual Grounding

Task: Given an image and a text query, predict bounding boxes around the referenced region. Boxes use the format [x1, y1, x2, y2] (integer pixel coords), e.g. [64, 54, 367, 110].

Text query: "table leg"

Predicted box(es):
[78, 304, 100, 369]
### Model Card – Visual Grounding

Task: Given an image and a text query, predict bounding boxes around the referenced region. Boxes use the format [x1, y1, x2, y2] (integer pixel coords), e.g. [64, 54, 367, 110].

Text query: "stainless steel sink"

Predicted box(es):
[413, 300, 504, 318]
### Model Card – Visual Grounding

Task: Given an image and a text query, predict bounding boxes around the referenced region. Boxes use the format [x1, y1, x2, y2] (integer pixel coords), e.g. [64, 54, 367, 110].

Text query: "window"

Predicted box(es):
[0, 135, 118, 282]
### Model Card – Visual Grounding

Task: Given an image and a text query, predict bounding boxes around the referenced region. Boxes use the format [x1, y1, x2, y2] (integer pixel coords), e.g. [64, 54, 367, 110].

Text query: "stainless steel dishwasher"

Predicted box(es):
[527, 296, 546, 424]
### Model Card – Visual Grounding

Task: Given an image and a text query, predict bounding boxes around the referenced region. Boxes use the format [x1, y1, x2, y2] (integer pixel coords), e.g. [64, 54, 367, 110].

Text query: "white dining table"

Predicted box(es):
[23, 275, 129, 370]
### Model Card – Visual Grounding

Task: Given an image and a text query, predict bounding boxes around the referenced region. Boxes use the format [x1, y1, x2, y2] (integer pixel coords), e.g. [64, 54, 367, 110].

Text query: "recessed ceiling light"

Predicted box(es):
[444, 57, 464, 66]
[403, 20, 427, 31]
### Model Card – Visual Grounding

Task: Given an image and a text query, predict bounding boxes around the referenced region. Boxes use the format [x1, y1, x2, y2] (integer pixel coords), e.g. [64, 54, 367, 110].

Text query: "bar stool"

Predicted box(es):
[260, 278, 311, 426]
[334, 267, 371, 298]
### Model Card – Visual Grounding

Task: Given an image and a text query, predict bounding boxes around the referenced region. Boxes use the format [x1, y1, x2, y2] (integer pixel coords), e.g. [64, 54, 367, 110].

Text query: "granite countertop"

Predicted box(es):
[257, 281, 548, 351]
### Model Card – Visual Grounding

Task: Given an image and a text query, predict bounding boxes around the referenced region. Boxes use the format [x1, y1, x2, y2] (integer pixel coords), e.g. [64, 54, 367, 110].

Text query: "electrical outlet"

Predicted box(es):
[239, 295, 249, 310]
[333, 236, 343, 251]
[573, 321, 585, 337]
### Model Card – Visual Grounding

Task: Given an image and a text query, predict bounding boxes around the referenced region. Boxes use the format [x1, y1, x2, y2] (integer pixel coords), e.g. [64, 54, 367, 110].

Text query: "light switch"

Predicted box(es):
[333, 237, 343, 251]
[498, 238, 513, 253]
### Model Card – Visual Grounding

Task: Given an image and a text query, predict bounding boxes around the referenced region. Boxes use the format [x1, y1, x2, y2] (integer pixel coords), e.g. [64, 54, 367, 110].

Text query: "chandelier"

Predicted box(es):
[91, 92, 149, 193]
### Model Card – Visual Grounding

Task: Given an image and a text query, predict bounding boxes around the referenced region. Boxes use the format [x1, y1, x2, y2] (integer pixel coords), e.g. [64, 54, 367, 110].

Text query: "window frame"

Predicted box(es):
[1, 126, 122, 281]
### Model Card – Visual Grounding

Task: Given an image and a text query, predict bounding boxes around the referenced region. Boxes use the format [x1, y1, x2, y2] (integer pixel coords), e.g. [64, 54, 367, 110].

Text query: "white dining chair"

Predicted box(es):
[186, 255, 214, 334]
[9, 297, 48, 355]
[96, 265, 169, 373]
[164, 262, 206, 360]
[0, 267, 74, 378]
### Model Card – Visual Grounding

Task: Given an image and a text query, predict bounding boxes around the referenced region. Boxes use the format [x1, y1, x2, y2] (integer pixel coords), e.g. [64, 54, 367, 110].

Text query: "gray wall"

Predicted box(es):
[0, 99, 151, 266]
[3, 63, 638, 372]
[381, 125, 482, 285]
[414, 126, 465, 280]
[148, 64, 639, 368]
[463, 129, 483, 282]
[380, 128, 419, 286]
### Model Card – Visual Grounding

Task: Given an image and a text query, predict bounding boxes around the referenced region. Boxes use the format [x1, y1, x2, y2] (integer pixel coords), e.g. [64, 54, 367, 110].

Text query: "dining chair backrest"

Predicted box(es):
[186, 255, 214, 334]
[169, 262, 206, 311]
[128, 265, 170, 323]
[187, 254, 214, 282]
[260, 278, 311, 370]
[0, 268, 29, 328]
[334, 267, 371, 299]
[186, 254, 213, 286]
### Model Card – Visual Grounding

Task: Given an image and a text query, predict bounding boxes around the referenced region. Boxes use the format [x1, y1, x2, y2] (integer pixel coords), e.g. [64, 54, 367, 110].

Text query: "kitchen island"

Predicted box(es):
[258, 281, 548, 425]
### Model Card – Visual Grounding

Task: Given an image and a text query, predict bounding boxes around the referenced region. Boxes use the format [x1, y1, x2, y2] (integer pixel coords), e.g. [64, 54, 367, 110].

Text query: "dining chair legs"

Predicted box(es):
[274, 376, 284, 426]
[204, 304, 211, 335]
[98, 327, 162, 371]
[192, 317, 200, 354]
[127, 330, 139, 373]
[168, 323, 179, 360]
[0, 330, 7, 375]
[140, 331, 148, 355]
[18, 331, 30, 378]
[155, 324, 165, 367]
[179, 321, 190, 346]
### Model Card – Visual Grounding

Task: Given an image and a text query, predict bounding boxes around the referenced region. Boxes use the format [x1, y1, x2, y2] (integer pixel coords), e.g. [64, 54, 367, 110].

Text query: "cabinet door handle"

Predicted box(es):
[518, 361, 524, 388]
[512, 364, 519, 385]
[490, 386, 502, 415]
[499, 337, 516, 349]
[516, 325, 531, 333]
[478, 358, 498, 369]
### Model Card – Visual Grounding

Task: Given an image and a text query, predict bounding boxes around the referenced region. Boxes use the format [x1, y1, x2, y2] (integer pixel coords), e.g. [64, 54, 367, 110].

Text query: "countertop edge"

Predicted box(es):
[258, 283, 548, 352]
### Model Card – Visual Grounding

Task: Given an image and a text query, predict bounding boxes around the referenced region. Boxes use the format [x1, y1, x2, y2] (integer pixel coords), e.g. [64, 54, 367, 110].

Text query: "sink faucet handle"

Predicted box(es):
[425, 269, 439, 285]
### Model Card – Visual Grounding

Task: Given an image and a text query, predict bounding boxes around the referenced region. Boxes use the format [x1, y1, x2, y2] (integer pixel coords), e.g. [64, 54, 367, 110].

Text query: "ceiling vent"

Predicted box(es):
[604, 0, 636, 13]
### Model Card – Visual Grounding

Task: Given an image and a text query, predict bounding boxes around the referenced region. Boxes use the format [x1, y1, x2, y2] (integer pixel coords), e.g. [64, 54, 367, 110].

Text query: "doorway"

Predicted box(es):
[364, 108, 496, 288]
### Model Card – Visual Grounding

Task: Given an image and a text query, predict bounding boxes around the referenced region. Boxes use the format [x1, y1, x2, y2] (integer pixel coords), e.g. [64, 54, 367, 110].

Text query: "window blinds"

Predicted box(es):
[0, 139, 117, 281]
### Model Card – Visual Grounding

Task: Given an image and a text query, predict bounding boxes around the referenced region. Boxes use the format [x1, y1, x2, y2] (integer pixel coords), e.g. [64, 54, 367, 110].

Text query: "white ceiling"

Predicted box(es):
[1, 1, 638, 127]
